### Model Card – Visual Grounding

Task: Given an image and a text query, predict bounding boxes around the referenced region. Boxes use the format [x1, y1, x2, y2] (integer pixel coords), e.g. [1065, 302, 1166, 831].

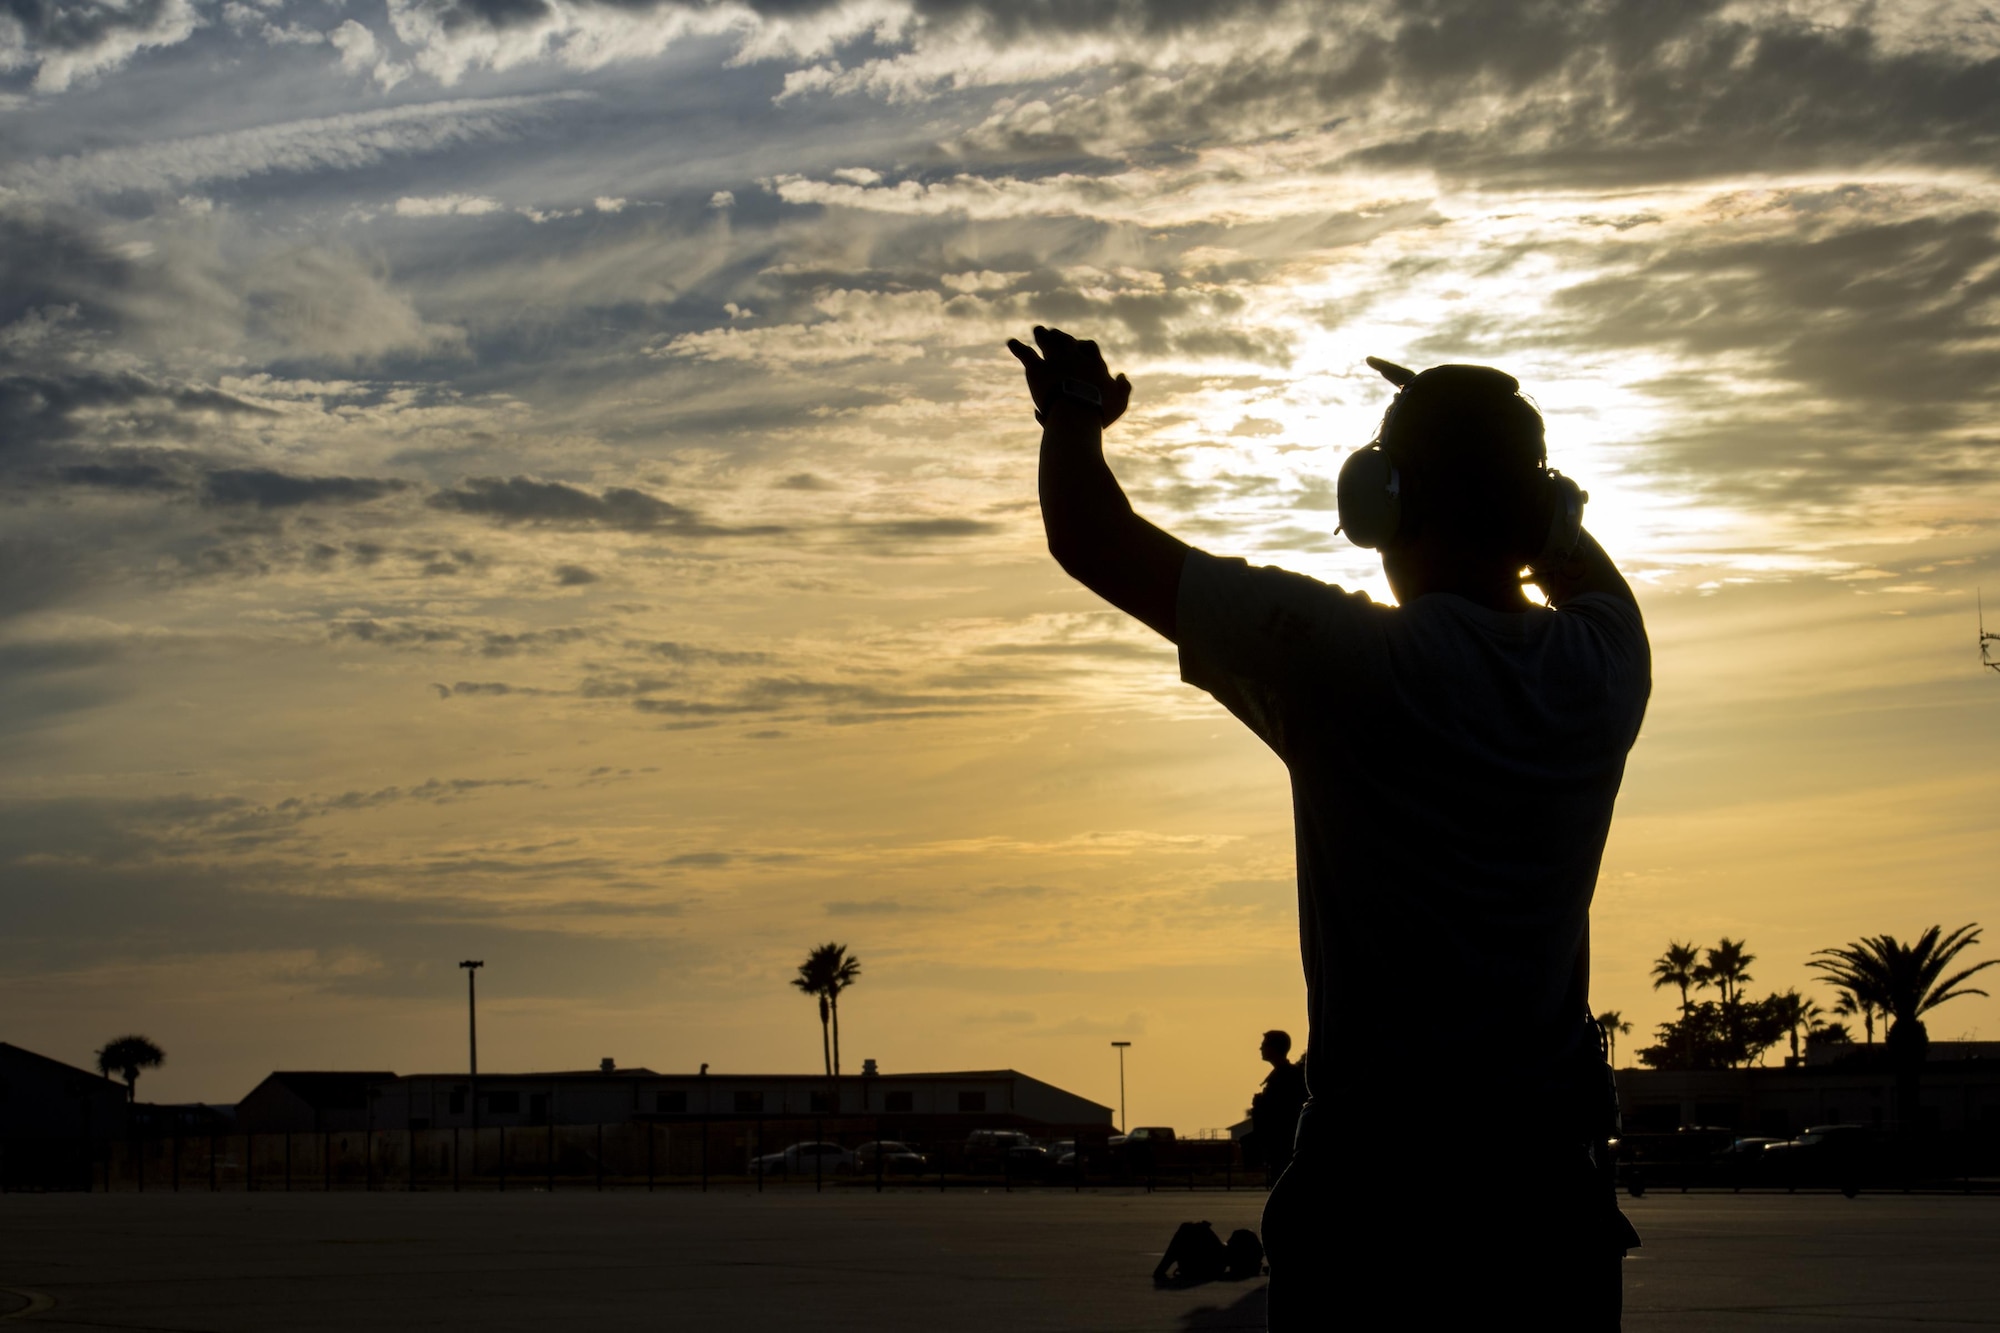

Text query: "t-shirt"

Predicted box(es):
[1176, 549, 1650, 1125]
[1253, 1060, 1309, 1144]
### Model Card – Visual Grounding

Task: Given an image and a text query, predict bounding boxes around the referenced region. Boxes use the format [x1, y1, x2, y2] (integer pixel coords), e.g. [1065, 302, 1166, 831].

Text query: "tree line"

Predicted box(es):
[1622, 924, 1993, 1075]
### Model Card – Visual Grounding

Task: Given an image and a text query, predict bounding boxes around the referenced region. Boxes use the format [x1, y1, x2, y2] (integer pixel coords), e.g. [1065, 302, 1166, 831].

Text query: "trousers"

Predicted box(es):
[1263, 1114, 1630, 1330]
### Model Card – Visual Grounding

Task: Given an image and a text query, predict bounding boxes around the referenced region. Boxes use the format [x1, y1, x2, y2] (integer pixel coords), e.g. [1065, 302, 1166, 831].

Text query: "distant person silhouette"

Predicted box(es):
[1250, 1031, 1307, 1186]
[1010, 327, 1649, 1330]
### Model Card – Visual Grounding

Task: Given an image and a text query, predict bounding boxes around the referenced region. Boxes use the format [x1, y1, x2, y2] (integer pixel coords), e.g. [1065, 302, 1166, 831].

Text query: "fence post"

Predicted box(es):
[409, 1128, 418, 1193]
[366, 1129, 374, 1192]
[172, 1131, 180, 1193]
[755, 1120, 764, 1193]
[597, 1123, 604, 1192]
[453, 1127, 460, 1193]
[815, 1117, 823, 1194]
[875, 1117, 883, 1194]
[323, 1130, 331, 1192]
[647, 1123, 655, 1193]
[546, 1123, 555, 1192]
[499, 1125, 507, 1193]
[700, 1118, 708, 1193]
[285, 1132, 292, 1192]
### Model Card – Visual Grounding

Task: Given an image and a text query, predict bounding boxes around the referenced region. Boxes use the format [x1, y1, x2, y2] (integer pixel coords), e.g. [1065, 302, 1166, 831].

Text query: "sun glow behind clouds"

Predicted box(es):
[5, 0, 2000, 1122]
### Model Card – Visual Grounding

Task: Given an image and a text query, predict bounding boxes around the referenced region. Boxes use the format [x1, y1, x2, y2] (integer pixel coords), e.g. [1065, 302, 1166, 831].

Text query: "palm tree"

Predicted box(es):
[1704, 938, 1755, 1009]
[1596, 1011, 1632, 1068]
[822, 944, 861, 1077]
[792, 949, 836, 1077]
[1810, 923, 1997, 1125]
[1650, 942, 1701, 1017]
[792, 942, 863, 1077]
[1766, 989, 1823, 1064]
[96, 1035, 165, 1103]
[1831, 988, 1876, 1044]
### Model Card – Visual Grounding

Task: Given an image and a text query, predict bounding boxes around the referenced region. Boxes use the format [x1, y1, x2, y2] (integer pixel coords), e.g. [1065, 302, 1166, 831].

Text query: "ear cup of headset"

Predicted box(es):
[1336, 444, 1403, 549]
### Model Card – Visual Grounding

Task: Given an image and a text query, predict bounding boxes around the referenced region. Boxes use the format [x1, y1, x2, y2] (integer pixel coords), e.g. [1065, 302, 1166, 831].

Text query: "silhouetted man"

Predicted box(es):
[1010, 327, 1649, 1330]
[1251, 1030, 1307, 1186]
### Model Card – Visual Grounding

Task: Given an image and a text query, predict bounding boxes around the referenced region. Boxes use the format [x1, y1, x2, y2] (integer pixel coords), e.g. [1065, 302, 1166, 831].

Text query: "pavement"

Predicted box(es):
[0, 1187, 1994, 1330]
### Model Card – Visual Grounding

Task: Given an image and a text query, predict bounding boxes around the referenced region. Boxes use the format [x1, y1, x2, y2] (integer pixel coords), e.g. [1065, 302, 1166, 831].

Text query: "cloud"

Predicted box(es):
[553, 563, 600, 584]
[633, 640, 770, 665]
[0, 369, 278, 452]
[6, 93, 586, 199]
[2, 0, 202, 93]
[824, 897, 945, 915]
[200, 468, 410, 509]
[848, 517, 1001, 541]
[427, 475, 771, 535]
[395, 194, 507, 217]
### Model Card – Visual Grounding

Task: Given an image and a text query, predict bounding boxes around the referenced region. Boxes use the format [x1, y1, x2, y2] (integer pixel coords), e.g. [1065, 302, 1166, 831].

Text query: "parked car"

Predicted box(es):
[1760, 1125, 1875, 1191]
[1711, 1136, 1783, 1186]
[752, 1141, 856, 1176]
[1614, 1126, 1735, 1194]
[963, 1129, 1034, 1172]
[1107, 1126, 1175, 1175]
[1005, 1142, 1055, 1177]
[854, 1140, 928, 1173]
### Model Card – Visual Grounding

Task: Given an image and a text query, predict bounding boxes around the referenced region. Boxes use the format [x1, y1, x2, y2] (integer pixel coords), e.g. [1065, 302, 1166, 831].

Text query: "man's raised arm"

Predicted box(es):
[1008, 326, 1189, 642]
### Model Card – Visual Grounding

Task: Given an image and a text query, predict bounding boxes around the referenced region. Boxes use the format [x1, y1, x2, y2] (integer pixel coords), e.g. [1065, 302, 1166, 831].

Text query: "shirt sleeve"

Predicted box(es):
[1175, 548, 1385, 758]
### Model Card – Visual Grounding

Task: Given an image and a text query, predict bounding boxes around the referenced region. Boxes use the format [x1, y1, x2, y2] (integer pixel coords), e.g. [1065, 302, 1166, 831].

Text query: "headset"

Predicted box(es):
[1336, 356, 1587, 574]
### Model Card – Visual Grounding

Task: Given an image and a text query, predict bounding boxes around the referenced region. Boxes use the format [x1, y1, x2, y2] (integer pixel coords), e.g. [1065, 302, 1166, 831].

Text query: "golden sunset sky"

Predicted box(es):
[4, 0, 1999, 1131]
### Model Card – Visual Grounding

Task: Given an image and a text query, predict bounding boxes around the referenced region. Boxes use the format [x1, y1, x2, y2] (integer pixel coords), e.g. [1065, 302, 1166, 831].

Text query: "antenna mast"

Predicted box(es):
[1983, 591, 2000, 674]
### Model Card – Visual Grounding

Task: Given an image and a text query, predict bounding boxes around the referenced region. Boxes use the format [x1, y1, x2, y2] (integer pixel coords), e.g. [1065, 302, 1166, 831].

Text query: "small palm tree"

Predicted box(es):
[1767, 989, 1823, 1063]
[1704, 938, 1756, 1009]
[1596, 1011, 1632, 1068]
[1831, 988, 1876, 1044]
[1650, 942, 1701, 1017]
[96, 1035, 165, 1103]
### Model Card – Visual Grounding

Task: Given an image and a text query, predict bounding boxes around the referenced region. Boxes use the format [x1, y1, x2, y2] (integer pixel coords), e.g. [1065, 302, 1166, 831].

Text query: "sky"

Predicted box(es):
[4, 0, 1999, 1131]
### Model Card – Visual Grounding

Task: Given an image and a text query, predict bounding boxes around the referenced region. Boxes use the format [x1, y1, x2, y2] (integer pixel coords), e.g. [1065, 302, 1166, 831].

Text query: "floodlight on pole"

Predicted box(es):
[1110, 1041, 1131, 1133]
[460, 960, 483, 1129]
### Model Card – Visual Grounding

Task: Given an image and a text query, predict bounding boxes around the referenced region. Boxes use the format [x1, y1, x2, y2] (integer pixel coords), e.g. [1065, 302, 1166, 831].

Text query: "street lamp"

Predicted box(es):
[1110, 1041, 1131, 1133]
[460, 960, 483, 1129]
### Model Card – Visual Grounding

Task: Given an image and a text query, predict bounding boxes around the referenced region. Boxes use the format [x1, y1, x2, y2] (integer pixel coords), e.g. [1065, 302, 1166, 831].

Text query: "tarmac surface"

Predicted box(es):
[1, 1187, 1995, 1330]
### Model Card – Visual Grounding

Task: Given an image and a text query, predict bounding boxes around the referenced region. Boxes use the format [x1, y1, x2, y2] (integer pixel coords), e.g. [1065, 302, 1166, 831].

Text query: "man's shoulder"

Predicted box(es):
[1183, 550, 1388, 637]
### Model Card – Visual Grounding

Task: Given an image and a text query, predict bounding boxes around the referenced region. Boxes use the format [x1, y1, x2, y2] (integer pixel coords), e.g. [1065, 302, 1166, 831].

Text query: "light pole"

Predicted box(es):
[1110, 1041, 1131, 1133]
[460, 960, 483, 1130]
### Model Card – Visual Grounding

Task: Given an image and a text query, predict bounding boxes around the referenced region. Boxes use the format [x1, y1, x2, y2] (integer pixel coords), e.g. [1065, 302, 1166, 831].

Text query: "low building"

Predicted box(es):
[235, 1071, 396, 1134]
[257, 1063, 1111, 1136]
[0, 1042, 130, 1189]
[1619, 1048, 2000, 1137]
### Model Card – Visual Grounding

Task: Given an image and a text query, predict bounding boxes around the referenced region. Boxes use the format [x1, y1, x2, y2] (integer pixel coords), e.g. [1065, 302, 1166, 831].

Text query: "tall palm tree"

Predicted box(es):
[792, 949, 836, 1076]
[96, 1035, 165, 1103]
[1596, 1011, 1632, 1068]
[1810, 923, 1997, 1124]
[822, 944, 862, 1077]
[792, 943, 863, 1077]
[1650, 942, 1701, 1017]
